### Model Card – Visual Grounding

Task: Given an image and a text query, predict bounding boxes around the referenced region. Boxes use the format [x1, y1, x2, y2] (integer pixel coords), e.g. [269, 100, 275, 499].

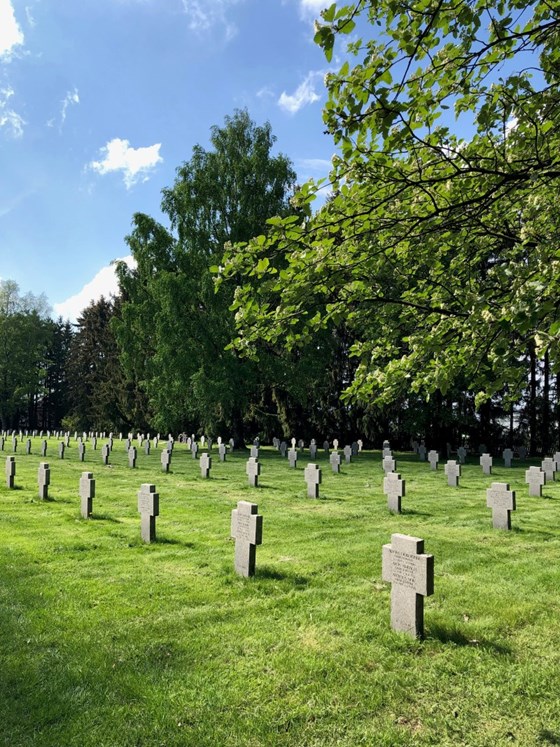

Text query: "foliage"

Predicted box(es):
[221, 0, 560, 408]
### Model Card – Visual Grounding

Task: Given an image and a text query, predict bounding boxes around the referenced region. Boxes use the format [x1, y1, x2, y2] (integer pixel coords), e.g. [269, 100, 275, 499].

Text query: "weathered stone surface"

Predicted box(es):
[382, 534, 434, 638]
[246, 457, 261, 487]
[444, 460, 461, 487]
[525, 466, 545, 497]
[200, 452, 211, 478]
[304, 463, 321, 498]
[428, 450, 439, 470]
[480, 453, 493, 475]
[486, 482, 516, 530]
[78, 442, 86, 462]
[418, 445, 427, 462]
[161, 449, 171, 473]
[101, 444, 110, 465]
[5, 456, 15, 488]
[138, 483, 159, 543]
[330, 451, 341, 474]
[457, 446, 467, 464]
[58, 442, 65, 460]
[343, 445, 352, 464]
[38, 462, 50, 500]
[502, 448, 513, 467]
[230, 500, 262, 577]
[218, 443, 227, 462]
[128, 446, 137, 468]
[382, 455, 396, 473]
[80, 471, 95, 519]
[383, 472, 405, 514]
[288, 448, 298, 469]
[541, 457, 556, 482]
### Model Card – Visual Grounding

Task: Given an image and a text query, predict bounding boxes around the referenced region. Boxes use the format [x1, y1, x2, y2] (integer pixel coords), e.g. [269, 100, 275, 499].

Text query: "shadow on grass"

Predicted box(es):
[154, 536, 196, 548]
[427, 622, 512, 654]
[401, 508, 432, 517]
[90, 513, 122, 523]
[257, 565, 309, 586]
[540, 730, 560, 745]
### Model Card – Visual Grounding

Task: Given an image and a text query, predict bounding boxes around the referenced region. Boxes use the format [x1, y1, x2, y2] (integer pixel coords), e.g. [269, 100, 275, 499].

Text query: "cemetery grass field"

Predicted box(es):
[1, 441, 559, 747]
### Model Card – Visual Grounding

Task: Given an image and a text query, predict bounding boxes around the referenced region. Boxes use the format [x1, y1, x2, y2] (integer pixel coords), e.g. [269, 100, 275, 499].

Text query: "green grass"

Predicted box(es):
[1, 438, 560, 746]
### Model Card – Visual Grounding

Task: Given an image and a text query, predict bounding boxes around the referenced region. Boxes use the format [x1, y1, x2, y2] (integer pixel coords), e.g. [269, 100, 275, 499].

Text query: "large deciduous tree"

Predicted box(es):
[222, 1, 560, 414]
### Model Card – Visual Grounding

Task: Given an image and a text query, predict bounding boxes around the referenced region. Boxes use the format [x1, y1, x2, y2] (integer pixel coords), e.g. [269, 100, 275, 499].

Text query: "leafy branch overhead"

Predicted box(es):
[221, 0, 560, 407]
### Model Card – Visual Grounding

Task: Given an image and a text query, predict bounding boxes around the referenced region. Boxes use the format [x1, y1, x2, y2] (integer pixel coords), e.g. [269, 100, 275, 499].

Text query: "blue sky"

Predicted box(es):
[0, 0, 335, 320]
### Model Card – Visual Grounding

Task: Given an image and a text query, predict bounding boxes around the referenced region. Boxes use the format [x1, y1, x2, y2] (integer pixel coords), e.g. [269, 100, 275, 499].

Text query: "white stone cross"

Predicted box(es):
[250, 445, 259, 459]
[486, 482, 516, 530]
[138, 484, 159, 543]
[333, 439, 339, 450]
[128, 446, 137, 468]
[444, 460, 461, 487]
[330, 451, 341, 473]
[304, 463, 321, 498]
[38, 462, 50, 500]
[200, 452, 211, 478]
[218, 443, 227, 462]
[428, 450, 439, 470]
[231, 500, 262, 577]
[502, 448, 513, 467]
[457, 446, 467, 464]
[101, 444, 110, 465]
[80, 471, 95, 519]
[343, 445, 352, 464]
[357, 439, 363, 452]
[383, 472, 405, 514]
[58, 442, 65, 459]
[288, 448, 298, 469]
[382, 455, 396, 473]
[541, 457, 556, 482]
[246, 457, 261, 487]
[480, 453, 493, 475]
[78, 442, 85, 462]
[418, 445, 427, 461]
[382, 533, 434, 638]
[525, 466, 545, 497]
[161, 449, 171, 473]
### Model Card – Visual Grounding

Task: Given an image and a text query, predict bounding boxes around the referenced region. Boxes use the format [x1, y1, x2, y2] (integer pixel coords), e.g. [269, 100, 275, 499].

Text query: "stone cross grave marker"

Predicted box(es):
[457, 446, 467, 464]
[25, 438, 31, 455]
[382, 447, 392, 458]
[78, 442, 85, 462]
[333, 439, 339, 451]
[525, 466, 545, 497]
[351, 442, 358, 457]
[161, 449, 171, 473]
[486, 482, 516, 530]
[418, 445, 427, 462]
[218, 443, 227, 462]
[0, 436, 4, 451]
[125, 438, 131, 451]
[108, 436, 113, 451]
[38, 462, 50, 500]
[128, 446, 137, 468]
[41, 440, 47, 457]
[200, 452, 211, 478]
[246, 457, 261, 487]
[480, 453, 493, 475]
[279, 442, 287, 457]
[517, 446, 527, 460]
[428, 450, 439, 470]
[64, 434, 70, 448]
[92, 436, 97, 450]
[11, 436, 17, 453]
[310, 442, 317, 459]
[357, 439, 363, 452]
[330, 451, 341, 474]
[138, 484, 159, 543]
[230, 501, 263, 577]
[384, 472, 405, 514]
[541, 457, 556, 482]
[323, 440, 330, 454]
[343, 445, 352, 464]
[502, 448, 513, 467]
[80, 472, 95, 518]
[383, 440, 390, 450]
[444, 460, 461, 487]
[5, 456, 15, 488]
[250, 445, 259, 459]
[153, 436, 159, 449]
[382, 455, 396, 473]
[382, 533, 434, 638]
[288, 448, 298, 469]
[229, 438, 235, 450]
[191, 441, 198, 460]
[298, 439, 304, 449]
[144, 439, 150, 456]
[101, 444, 110, 465]
[58, 442, 65, 459]
[304, 463, 321, 498]
[291, 437, 296, 450]
[554, 451, 560, 468]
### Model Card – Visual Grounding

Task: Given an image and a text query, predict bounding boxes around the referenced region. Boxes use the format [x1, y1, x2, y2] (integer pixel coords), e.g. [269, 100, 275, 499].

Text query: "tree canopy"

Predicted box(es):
[221, 0, 560, 410]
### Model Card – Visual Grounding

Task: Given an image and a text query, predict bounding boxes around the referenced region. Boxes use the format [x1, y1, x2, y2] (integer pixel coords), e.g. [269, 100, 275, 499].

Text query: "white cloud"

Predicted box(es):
[0, 0, 24, 58]
[53, 255, 137, 322]
[278, 71, 323, 114]
[299, 0, 330, 19]
[181, 0, 242, 39]
[0, 86, 25, 137]
[25, 6, 36, 28]
[256, 85, 275, 101]
[60, 87, 79, 127]
[88, 138, 163, 188]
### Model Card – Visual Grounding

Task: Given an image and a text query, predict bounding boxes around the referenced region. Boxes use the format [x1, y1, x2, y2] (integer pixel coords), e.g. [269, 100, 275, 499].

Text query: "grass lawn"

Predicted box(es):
[1, 438, 559, 746]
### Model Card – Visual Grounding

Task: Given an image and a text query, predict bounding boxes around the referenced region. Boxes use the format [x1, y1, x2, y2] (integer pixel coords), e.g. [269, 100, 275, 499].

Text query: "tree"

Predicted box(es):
[221, 1, 560, 421]
[114, 110, 297, 441]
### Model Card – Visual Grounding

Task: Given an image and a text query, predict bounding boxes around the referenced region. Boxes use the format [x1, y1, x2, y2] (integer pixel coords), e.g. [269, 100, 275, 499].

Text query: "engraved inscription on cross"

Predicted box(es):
[246, 457, 261, 487]
[138, 483, 159, 543]
[444, 460, 461, 487]
[480, 453, 493, 475]
[80, 471, 95, 518]
[382, 533, 434, 638]
[525, 466, 545, 497]
[383, 472, 405, 514]
[38, 462, 50, 500]
[5, 456, 15, 488]
[304, 463, 321, 498]
[230, 500, 263, 577]
[486, 482, 516, 530]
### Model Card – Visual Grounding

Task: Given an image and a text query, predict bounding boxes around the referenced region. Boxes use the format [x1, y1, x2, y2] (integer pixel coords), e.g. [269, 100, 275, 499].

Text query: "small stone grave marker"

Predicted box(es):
[101, 444, 110, 465]
[323, 440, 330, 454]
[92, 436, 97, 450]
[428, 450, 439, 470]
[304, 463, 321, 498]
[200, 452, 211, 478]
[343, 445, 352, 464]
[382, 447, 392, 458]
[502, 448, 513, 467]
[518, 446, 527, 460]
[330, 451, 341, 474]
[38, 462, 50, 500]
[444, 460, 461, 487]
[246, 457, 261, 487]
[357, 439, 363, 452]
[25, 438, 31, 455]
[218, 443, 227, 462]
[78, 442, 85, 462]
[138, 484, 159, 543]
[161, 449, 171, 473]
[383, 472, 405, 514]
[279, 442, 287, 457]
[457, 446, 467, 464]
[525, 466, 545, 497]
[5, 456, 15, 488]
[351, 442, 358, 456]
[80, 472, 95, 518]
[288, 448, 298, 469]
[12, 437, 17, 452]
[250, 445, 259, 459]
[382, 455, 396, 473]
[191, 442, 198, 459]
[309, 443, 317, 459]
[58, 442, 65, 459]
[480, 453, 493, 475]
[129, 446, 137, 468]
[486, 482, 516, 530]
[144, 440, 150, 456]
[418, 445, 427, 462]
[541, 457, 556, 482]
[230, 501, 262, 577]
[382, 533, 434, 638]
[40, 440, 47, 457]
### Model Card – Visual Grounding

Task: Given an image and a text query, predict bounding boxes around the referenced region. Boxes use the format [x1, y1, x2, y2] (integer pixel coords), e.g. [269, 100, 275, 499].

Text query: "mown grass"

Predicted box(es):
[0, 438, 559, 746]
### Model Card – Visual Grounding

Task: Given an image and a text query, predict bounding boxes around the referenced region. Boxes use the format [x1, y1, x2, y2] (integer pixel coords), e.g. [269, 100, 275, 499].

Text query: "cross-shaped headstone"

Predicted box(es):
[525, 466, 545, 497]
[218, 443, 227, 462]
[128, 446, 137, 468]
[291, 437, 296, 449]
[250, 445, 259, 459]
[0, 436, 4, 451]
[25, 438, 31, 455]
[330, 451, 341, 474]
[383, 472, 405, 514]
[279, 442, 287, 457]
[309, 443, 317, 459]
[191, 442, 198, 459]
[382, 447, 392, 458]
[78, 442, 85, 462]
[486, 482, 516, 530]
[333, 439, 339, 451]
[92, 436, 97, 450]
[64, 434, 70, 447]
[343, 445, 352, 464]
[108, 436, 113, 451]
[80, 471, 95, 518]
[382, 455, 396, 473]
[11, 436, 17, 453]
[382, 533, 434, 638]
[229, 438, 235, 450]
[5, 456, 15, 488]
[246, 457, 261, 487]
[444, 460, 461, 487]
[304, 463, 321, 498]
[457, 446, 467, 464]
[351, 442, 358, 456]
[383, 440, 390, 450]
[288, 448, 298, 469]
[38, 462, 50, 500]
[541, 457, 556, 482]
[125, 438, 131, 451]
[502, 448, 513, 467]
[427, 450, 439, 470]
[517, 446, 527, 460]
[58, 442, 65, 459]
[138, 484, 159, 543]
[40, 439, 47, 457]
[200, 452, 211, 478]
[418, 445, 427, 462]
[357, 439, 363, 452]
[480, 453, 492, 475]
[230, 501, 263, 577]
[144, 439, 150, 456]
[323, 440, 330, 454]
[101, 444, 110, 465]
[161, 449, 171, 473]
[153, 436, 159, 449]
